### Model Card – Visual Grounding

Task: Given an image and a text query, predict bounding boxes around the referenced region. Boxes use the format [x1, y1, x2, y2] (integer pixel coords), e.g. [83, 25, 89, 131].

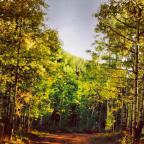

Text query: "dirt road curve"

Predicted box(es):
[29, 132, 120, 144]
[30, 133, 95, 144]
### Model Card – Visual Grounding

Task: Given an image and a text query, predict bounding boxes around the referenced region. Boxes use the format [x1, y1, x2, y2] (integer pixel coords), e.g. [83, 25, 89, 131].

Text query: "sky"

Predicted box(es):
[46, 0, 108, 59]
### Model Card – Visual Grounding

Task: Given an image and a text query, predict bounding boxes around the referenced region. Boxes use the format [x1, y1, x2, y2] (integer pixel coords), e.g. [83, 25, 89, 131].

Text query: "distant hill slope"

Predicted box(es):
[62, 51, 87, 69]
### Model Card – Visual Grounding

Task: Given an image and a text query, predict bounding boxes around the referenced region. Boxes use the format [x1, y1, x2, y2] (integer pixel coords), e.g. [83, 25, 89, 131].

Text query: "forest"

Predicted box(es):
[0, 0, 144, 144]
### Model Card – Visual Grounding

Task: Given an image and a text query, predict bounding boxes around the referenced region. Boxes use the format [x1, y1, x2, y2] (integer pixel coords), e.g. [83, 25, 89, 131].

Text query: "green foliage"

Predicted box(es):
[105, 111, 115, 130]
[49, 73, 78, 111]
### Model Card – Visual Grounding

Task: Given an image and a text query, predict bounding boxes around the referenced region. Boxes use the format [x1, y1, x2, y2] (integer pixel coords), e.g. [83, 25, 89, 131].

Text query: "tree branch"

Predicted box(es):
[106, 24, 135, 43]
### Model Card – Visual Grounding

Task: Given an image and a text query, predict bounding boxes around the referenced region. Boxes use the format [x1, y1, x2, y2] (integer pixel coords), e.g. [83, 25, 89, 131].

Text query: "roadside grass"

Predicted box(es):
[91, 132, 121, 144]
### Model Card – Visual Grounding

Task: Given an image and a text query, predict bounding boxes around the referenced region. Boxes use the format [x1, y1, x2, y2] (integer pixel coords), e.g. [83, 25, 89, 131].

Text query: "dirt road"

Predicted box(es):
[30, 133, 94, 144]
[29, 132, 120, 144]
